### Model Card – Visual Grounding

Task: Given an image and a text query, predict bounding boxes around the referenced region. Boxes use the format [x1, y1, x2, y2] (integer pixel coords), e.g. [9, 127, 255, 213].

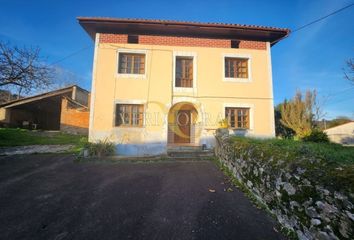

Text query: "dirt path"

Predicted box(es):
[0, 145, 74, 155]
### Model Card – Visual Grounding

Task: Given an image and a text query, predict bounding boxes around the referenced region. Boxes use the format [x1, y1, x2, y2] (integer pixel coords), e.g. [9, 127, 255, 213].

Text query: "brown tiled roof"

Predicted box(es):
[77, 17, 290, 45]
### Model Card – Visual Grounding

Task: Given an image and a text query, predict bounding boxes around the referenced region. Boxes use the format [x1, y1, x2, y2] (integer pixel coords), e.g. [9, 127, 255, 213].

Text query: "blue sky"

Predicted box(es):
[0, 0, 353, 119]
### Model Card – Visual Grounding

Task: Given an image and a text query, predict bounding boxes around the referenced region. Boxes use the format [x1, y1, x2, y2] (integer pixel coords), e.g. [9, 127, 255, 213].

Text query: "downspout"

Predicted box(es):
[266, 42, 276, 137]
[72, 86, 77, 100]
[88, 33, 100, 142]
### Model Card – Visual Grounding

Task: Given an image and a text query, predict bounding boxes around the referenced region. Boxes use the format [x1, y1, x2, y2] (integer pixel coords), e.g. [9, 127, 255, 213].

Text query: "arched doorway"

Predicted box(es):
[168, 102, 198, 145]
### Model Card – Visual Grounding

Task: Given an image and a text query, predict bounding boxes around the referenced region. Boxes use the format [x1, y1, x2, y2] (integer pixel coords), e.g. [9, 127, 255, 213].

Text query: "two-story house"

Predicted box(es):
[78, 17, 289, 156]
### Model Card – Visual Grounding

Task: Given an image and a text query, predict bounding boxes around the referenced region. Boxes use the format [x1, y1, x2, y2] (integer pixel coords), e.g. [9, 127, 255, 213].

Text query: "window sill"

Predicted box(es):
[173, 87, 195, 93]
[114, 125, 145, 129]
[223, 78, 252, 83]
[229, 128, 253, 135]
[116, 74, 146, 79]
[230, 128, 251, 131]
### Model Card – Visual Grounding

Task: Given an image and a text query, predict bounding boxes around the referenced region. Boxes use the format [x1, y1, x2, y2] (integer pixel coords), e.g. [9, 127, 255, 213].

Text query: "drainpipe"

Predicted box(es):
[72, 86, 77, 101]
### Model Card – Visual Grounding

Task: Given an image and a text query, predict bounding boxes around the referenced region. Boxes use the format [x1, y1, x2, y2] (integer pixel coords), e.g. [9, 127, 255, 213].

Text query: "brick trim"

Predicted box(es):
[99, 33, 266, 50]
[100, 34, 128, 44]
[140, 35, 230, 48]
[239, 40, 266, 50]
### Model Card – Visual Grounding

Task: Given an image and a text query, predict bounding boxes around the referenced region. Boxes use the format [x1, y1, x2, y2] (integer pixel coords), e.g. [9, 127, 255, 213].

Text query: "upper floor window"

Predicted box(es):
[225, 57, 248, 79]
[175, 56, 193, 88]
[115, 104, 144, 127]
[118, 53, 145, 74]
[225, 107, 249, 129]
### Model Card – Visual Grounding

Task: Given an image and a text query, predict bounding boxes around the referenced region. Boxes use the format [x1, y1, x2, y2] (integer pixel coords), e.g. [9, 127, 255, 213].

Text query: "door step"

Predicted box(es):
[166, 156, 215, 161]
[167, 147, 215, 159]
[167, 145, 202, 151]
[167, 151, 214, 158]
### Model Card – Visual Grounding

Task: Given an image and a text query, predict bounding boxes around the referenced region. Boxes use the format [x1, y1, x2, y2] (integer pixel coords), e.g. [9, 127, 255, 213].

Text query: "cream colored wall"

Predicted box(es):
[324, 122, 354, 145]
[90, 39, 275, 154]
[0, 108, 10, 123]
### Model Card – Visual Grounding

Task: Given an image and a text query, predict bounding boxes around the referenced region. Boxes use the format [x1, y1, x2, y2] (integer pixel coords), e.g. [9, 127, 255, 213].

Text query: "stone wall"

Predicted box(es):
[215, 132, 353, 240]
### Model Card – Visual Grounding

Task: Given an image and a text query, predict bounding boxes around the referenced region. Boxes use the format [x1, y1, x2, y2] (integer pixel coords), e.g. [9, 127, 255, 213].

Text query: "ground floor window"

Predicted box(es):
[225, 107, 249, 129]
[115, 104, 144, 127]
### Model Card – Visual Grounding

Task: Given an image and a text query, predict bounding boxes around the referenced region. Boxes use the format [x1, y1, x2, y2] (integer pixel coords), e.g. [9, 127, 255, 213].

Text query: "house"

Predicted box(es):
[0, 85, 90, 135]
[324, 122, 354, 145]
[78, 17, 289, 156]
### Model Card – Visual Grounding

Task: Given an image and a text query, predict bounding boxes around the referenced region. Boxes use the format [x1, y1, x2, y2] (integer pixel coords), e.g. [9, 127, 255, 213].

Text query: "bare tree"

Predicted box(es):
[344, 58, 354, 84]
[312, 90, 326, 123]
[50, 66, 79, 90]
[0, 41, 53, 95]
[280, 90, 319, 138]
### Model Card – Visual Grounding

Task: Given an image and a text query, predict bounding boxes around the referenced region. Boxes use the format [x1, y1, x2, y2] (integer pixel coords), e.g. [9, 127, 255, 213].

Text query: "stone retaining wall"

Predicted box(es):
[215, 133, 353, 240]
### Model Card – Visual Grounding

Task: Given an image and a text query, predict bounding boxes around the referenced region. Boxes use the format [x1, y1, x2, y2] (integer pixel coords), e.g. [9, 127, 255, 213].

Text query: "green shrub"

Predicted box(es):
[84, 139, 115, 158]
[302, 129, 329, 143]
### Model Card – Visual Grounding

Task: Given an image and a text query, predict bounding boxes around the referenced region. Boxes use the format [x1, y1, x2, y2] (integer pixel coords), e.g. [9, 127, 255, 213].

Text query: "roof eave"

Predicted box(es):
[77, 17, 290, 44]
[0, 85, 89, 108]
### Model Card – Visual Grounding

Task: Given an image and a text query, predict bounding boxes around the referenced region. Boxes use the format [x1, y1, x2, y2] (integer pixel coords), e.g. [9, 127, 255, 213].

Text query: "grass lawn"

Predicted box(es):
[231, 136, 354, 165]
[0, 128, 87, 151]
[230, 137, 354, 193]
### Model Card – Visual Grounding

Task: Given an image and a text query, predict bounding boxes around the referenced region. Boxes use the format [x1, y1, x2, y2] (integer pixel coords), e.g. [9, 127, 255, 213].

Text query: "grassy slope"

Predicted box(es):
[0, 128, 87, 150]
[230, 137, 354, 193]
[231, 137, 354, 165]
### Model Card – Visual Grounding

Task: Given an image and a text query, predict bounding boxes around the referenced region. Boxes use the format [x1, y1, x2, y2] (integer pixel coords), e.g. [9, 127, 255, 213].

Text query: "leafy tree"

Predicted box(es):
[280, 90, 318, 138]
[0, 41, 53, 95]
[274, 104, 295, 138]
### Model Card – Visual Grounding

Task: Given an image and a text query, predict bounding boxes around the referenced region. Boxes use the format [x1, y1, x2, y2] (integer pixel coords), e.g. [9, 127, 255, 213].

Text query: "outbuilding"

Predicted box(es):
[0, 85, 90, 135]
[324, 122, 354, 145]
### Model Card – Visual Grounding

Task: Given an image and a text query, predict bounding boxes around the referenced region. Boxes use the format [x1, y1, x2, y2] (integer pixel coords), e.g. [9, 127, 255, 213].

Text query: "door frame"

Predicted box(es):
[173, 109, 191, 144]
[167, 102, 198, 145]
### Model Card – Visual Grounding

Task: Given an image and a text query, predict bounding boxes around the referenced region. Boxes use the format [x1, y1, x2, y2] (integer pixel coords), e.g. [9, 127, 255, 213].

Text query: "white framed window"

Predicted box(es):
[113, 99, 147, 128]
[117, 49, 147, 79]
[223, 103, 254, 130]
[115, 104, 144, 127]
[222, 53, 252, 83]
[225, 107, 250, 129]
[173, 51, 197, 93]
